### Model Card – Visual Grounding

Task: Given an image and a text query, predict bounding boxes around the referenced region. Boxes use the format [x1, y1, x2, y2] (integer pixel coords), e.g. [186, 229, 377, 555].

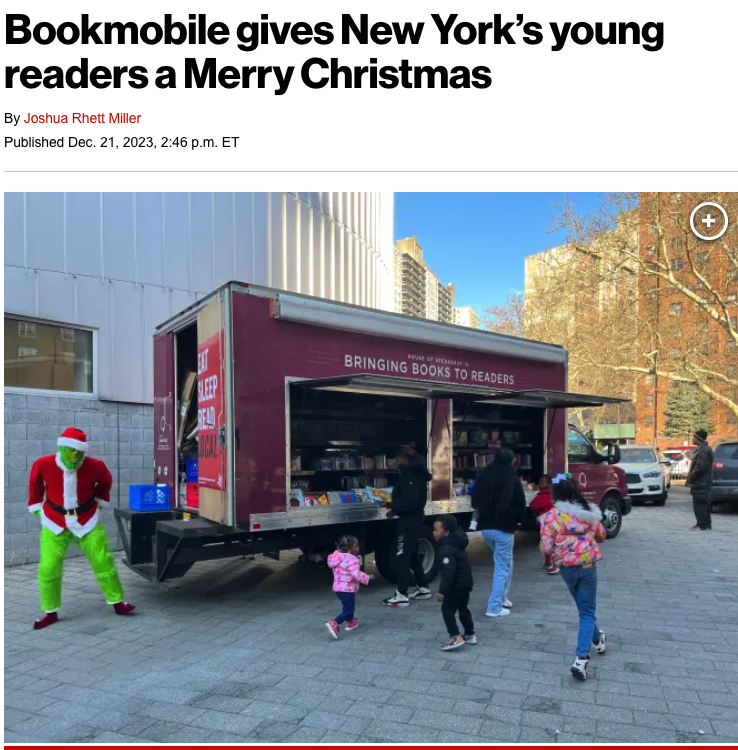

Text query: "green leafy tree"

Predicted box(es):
[662, 382, 714, 439]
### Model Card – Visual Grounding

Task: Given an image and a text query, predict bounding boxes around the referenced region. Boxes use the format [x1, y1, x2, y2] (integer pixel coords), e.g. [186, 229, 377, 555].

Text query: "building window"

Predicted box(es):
[728, 341, 737, 354]
[648, 224, 658, 237]
[646, 373, 654, 386]
[647, 244, 657, 257]
[670, 237, 683, 252]
[645, 416, 654, 427]
[670, 303, 683, 316]
[670, 347, 682, 359]
[647, 289, 657, 302]
[4, 317, 93, 394]
[731, 316, 737, 330]
[670, 258, 684, 271]
[695, 251, 709, 268]
[645, 394, 654, 406]
[18, 320, 37, 338]
[669, 325, 682, 338]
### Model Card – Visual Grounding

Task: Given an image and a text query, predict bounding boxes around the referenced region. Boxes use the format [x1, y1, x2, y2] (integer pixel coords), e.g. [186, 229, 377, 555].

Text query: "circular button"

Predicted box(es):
[690, 202, 729, 242]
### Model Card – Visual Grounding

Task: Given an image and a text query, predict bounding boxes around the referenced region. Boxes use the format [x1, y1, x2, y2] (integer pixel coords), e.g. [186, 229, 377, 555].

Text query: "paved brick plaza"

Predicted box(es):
[5, 487, 738, 744]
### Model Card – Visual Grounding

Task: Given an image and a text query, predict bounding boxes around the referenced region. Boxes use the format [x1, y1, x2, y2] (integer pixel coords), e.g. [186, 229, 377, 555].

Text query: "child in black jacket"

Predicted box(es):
[433, 514, 476, 650]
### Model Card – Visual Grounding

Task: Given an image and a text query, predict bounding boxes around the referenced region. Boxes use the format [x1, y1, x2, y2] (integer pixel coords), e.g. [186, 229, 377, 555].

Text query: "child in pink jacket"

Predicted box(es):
[540, 477, 607, 681]
[325, 535, 374, 639]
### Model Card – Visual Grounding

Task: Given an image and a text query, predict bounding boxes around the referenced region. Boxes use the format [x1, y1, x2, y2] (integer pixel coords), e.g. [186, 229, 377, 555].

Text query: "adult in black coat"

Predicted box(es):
[383, 448, 432, 607]
[687, 429, 715, 530]
[471, 448, 526, 617]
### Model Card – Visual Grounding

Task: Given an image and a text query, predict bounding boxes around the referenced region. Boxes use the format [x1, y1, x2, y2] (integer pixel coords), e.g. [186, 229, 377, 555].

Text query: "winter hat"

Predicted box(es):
[694, 429, 708, 442]
[57, 427, 89, 452]
[496, 448, 515, 465]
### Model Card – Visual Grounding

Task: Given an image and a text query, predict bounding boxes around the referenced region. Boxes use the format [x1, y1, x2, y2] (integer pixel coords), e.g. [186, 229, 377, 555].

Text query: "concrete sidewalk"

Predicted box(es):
[5, 487, 738, 744]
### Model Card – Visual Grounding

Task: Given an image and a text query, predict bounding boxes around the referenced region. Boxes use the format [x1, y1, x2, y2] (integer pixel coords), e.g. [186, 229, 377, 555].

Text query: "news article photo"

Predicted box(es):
[4, 191, 738, 746]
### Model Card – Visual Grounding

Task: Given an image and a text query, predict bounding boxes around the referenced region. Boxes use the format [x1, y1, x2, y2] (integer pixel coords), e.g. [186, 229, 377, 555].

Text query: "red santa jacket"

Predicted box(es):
[28, 454, 112, 537]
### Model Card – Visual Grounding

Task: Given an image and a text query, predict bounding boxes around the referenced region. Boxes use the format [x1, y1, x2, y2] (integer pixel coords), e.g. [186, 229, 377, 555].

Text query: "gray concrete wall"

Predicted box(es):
[4, 392, 154, 567]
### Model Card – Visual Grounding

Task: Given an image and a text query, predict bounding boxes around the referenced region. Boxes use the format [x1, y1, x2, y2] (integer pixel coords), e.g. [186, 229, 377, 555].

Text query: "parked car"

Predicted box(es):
[711, 442, 738, 506]
[618, 445, 668, 505]
[662, 448, 695, 480]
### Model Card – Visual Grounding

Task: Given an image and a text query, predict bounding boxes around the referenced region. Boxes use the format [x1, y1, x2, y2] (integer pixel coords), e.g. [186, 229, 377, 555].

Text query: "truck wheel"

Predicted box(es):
[601, 495, 623, 539]
[373, 525, 440, 585]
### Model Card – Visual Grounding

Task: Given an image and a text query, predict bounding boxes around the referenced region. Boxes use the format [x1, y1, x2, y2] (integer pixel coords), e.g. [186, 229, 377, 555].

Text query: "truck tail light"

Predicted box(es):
[714, 461, 724, 470]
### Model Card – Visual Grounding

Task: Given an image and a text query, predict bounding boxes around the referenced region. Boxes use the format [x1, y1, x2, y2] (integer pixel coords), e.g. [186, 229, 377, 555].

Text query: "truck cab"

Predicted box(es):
[567, 425, 630, 537]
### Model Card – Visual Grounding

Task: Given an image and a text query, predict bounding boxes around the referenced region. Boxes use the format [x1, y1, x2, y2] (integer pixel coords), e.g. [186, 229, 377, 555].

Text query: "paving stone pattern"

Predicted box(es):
[4, 487, 738, 744]
[4, 393, 154, 566]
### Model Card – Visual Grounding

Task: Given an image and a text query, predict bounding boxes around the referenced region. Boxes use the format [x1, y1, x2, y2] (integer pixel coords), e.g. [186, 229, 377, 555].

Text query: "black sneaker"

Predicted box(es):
[408, 585, 432, 600]
[571, 657, 589, 680]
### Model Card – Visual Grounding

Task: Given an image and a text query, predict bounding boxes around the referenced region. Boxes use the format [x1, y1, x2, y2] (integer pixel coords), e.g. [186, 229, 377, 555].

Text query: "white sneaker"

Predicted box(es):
[593, 630, 607, 655]
[383, 591, 410, 607]
[485, 608, 510, 618]
[502, 598, 513, 609]
[571, 657, 589, 680]
[408, 585, 432, 600]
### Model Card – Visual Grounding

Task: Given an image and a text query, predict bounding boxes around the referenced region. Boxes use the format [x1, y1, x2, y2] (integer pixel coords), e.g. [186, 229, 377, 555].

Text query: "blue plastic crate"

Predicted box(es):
[186, 459, 198, 483]
[129, 484, 171, 511]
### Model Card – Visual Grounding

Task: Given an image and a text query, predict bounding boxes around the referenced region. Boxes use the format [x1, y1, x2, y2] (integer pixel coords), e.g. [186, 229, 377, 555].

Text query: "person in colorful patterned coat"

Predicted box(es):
[28, 427, 135, 630]
[539, 476, 607, 681]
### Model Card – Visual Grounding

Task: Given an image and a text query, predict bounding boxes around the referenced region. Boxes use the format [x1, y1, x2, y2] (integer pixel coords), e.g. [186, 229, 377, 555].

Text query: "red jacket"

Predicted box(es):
[28, 454, 112, 537]
[529, 487, 554, 518]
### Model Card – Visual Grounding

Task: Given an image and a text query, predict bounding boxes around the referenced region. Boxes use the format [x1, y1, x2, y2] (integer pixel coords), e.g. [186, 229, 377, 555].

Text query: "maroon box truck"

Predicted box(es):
[114, 282, 629, 584]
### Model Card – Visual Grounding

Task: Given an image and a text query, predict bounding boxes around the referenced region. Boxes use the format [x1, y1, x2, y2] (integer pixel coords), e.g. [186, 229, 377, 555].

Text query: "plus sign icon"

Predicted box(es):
[690, 202, 729, 242]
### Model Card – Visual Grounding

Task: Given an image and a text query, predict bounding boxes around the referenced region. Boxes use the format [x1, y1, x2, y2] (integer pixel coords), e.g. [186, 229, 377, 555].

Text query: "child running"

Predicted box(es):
[326, 535, 374, 639]
[539, 477, 607, 680]
[529, 474, 559, 574]
[433, 514, 476, 651]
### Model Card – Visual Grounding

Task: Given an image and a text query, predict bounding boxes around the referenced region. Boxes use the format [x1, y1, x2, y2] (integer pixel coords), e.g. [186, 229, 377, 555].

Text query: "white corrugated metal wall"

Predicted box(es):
[4, 192, 394, 404]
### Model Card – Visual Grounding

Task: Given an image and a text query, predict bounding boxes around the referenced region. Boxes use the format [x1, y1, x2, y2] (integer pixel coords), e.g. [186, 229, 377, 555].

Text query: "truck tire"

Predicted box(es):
[600, 494, 623, 539]
[373, 524, 440, 585]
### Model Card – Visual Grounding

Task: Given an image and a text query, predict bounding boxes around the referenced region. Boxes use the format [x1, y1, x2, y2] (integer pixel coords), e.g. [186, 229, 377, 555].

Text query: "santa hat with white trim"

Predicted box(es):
[57, 427, 89, 452]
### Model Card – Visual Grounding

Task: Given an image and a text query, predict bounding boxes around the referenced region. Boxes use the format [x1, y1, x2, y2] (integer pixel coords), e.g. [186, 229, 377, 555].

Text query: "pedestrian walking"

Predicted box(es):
[471, 448, 526, 618]
[529, 474, 559, 574]
[325, 534, 373, 639]
[433, 514, 476, 650]
[383, 448, 433, 607]
[686, 429, 714, 531]
[540, 476, 607, 681]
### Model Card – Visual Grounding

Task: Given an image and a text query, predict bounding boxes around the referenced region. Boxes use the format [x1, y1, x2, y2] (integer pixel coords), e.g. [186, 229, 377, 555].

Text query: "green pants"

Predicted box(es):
[38, 524, 125, 612]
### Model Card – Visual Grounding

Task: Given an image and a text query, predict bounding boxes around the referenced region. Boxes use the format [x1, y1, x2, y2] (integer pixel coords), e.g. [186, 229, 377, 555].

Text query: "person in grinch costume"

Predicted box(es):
[28, 427, 136, 630]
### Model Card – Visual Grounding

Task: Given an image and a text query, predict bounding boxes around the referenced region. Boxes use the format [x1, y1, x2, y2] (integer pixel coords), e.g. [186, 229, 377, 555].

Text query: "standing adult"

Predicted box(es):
[28, 427, 136, 629]
[686, 429, 714, 531]
[471, 448, 526, 617]
[383, 448, 432, 607]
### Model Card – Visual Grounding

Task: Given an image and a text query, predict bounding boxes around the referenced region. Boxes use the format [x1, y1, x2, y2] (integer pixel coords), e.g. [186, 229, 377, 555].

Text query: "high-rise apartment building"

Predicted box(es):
[455, 306, 479, 328]
[394, 236, 454, 323]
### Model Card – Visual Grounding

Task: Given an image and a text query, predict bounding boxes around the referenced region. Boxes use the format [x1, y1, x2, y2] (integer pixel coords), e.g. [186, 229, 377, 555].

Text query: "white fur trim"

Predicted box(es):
[28, 502, 43, 513]
[55, 453, 79, 510]
[40, 513, 65, 535]
[57, 436, 88, 451]
[95, 497, 111, 506]
[555, 501, 603, 523]
[65, 510, 98, 538]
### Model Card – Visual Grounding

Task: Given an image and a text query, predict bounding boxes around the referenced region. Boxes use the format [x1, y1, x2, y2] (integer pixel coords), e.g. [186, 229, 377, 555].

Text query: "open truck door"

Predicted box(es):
[196, 291, 233, 525]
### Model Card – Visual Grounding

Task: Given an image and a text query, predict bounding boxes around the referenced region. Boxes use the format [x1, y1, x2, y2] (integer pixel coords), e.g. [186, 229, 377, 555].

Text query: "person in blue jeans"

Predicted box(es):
[540, 476, 608, 680]
[471, 449, 526, 617]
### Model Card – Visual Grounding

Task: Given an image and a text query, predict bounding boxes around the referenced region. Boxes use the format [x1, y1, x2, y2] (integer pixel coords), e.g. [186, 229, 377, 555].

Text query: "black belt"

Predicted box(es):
[46, 499, 97, 517]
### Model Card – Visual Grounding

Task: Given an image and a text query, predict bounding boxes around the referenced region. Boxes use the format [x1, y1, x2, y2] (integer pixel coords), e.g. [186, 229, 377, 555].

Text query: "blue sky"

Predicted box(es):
[394, 192, 606, 313]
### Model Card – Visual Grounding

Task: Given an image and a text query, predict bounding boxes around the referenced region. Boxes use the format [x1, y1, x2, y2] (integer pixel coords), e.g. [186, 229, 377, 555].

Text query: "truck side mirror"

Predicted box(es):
[604, 444, 621, 465]
[659, 458, 671, 465]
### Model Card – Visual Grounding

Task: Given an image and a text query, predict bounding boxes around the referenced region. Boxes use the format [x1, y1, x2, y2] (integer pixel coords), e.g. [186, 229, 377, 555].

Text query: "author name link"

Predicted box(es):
[6, 112, 141, 126]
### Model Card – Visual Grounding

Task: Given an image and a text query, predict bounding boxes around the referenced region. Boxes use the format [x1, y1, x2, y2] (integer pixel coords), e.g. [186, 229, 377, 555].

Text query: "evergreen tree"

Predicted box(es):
[662, 383, 714, 439]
